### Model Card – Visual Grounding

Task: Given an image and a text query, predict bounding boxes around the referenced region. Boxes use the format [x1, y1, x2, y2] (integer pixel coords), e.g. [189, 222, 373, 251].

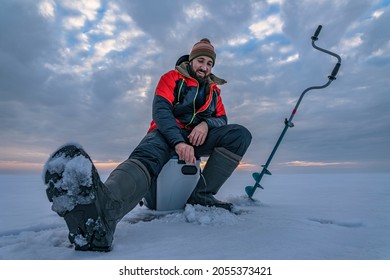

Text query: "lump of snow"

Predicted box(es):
[183, 204, 240, 226]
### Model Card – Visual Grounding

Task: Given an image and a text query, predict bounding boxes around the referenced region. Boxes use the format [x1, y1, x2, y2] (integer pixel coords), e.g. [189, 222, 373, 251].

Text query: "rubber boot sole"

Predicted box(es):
[44, 144, 112, 251]
[187, 195, 233, 212]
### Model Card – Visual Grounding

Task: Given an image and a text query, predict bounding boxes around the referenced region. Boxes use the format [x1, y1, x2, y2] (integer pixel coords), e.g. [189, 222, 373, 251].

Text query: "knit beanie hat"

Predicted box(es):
[189, 38, 216, 66]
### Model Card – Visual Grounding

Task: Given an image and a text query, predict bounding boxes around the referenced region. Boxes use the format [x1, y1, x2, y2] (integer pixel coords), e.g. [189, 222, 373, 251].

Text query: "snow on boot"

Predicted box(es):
[187, 147, 242, 212]
[43, 144, 112, 251]
[43, 144, 151, 251]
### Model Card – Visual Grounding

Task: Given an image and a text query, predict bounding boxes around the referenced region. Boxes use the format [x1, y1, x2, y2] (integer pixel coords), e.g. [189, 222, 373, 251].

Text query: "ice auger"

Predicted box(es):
[245, 25, 342, 199]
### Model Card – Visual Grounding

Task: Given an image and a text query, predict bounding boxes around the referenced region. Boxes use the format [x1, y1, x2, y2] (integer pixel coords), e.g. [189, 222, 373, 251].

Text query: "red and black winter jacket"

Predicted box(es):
[147, 62, 228, 148]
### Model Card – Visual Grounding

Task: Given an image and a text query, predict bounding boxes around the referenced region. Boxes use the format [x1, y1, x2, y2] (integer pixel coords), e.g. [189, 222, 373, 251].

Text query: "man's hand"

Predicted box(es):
[188, 121, 208, 146]
[175, 142, 196, 163]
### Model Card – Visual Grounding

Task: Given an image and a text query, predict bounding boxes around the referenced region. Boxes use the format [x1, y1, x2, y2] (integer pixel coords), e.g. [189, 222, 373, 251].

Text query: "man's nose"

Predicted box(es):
[199, 64, 207, 71]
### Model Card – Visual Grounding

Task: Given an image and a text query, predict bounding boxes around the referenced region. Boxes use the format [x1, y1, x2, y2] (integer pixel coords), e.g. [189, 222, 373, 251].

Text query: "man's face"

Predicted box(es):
[190, 56, 213, 80]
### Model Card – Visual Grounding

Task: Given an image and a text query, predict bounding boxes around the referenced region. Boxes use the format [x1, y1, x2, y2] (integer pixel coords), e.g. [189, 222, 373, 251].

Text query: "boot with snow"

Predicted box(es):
[43, 144, 150, 251]
[187, 147, 242, 211]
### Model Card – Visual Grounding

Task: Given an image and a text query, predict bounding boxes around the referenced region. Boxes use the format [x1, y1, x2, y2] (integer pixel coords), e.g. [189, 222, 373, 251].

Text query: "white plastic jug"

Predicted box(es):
[143, 157, 201, 211]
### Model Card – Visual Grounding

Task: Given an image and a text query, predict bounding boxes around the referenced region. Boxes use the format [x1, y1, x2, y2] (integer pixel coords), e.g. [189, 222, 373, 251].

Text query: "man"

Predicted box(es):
[43, 38, 252, 251]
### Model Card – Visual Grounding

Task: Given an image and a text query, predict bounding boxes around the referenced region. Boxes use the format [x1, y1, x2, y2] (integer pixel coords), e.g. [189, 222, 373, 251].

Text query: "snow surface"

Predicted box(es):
[0, 172, 389, 260]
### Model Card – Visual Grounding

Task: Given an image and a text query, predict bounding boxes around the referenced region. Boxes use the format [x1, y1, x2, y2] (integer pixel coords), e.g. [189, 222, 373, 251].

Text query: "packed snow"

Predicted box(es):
[0, 171, 389, 260]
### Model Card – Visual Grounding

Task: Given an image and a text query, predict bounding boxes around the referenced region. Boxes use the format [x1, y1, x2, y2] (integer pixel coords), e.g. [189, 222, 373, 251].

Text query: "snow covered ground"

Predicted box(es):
[0, 171, 389, 260]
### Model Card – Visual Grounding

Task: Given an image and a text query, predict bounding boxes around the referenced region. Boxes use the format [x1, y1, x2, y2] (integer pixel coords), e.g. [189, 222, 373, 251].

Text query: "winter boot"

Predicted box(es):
[43, 144, 150, 251]
[187, 147, 242, 211]
[103, 158, 151, 224]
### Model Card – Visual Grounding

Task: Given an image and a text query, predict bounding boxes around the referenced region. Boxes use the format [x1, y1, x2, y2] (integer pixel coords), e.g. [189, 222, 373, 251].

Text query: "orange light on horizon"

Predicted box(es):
[93, 161, 122, 173]
[199, 160, 257, 171]
[2, 159, 358, 174]
[281, 161, 357, 167]
[0, 161, 44, 173]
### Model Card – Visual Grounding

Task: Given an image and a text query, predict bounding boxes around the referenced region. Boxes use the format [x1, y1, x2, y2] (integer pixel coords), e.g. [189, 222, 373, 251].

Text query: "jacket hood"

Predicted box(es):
[175, 62, 227, 86]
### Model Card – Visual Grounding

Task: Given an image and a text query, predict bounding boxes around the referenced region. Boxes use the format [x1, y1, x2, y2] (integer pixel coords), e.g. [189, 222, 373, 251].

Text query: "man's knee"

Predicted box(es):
[233, 124, 252, 150]
[221, 124, 252, 156]
[129, 130, 172, 177]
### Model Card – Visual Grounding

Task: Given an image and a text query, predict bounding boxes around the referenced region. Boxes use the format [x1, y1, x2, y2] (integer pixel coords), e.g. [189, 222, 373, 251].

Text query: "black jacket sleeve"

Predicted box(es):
[152, 95, 185, 147]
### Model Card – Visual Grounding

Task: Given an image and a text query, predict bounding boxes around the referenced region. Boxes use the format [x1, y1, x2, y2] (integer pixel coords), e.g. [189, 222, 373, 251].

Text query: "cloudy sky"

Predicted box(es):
[1, 0, 389, 174]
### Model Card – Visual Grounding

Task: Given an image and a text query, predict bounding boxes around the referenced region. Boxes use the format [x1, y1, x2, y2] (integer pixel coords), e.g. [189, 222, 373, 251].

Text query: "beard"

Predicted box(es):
[189, 66, 208, 85]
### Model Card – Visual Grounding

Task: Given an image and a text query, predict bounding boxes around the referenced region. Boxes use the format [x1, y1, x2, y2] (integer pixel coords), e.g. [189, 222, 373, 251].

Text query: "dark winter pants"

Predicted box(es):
[129, 124, 252, 178]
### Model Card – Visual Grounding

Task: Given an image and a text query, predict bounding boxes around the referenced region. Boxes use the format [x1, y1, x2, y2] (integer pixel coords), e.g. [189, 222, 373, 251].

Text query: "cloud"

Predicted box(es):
[249, 14, 283, 40]
[38, 0, 56, 19]
[0, 0, 389, 174]
[60, 0, 101, 21]
[184, 2, 211, 20]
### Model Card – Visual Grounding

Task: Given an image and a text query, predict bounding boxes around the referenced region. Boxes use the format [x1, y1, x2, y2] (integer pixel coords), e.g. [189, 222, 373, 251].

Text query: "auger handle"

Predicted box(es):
[311, 25, 322, 41]
[311, 25, 342, 79]
[329, 62, 341, 80]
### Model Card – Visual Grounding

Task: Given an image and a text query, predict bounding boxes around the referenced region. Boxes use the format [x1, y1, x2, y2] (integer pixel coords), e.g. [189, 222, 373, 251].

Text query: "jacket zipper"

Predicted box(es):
[185, 80, 199, 129]
[176, 79, 185, 104]
[185, 82, 214, 129]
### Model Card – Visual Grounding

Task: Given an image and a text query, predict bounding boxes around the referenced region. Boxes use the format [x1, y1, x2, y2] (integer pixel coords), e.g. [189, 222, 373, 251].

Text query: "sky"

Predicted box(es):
[0, 0, 389, 174]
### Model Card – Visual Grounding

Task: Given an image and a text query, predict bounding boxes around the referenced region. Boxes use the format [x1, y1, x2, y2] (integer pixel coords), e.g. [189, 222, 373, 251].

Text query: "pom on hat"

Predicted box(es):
[189, 38, 216, 66]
